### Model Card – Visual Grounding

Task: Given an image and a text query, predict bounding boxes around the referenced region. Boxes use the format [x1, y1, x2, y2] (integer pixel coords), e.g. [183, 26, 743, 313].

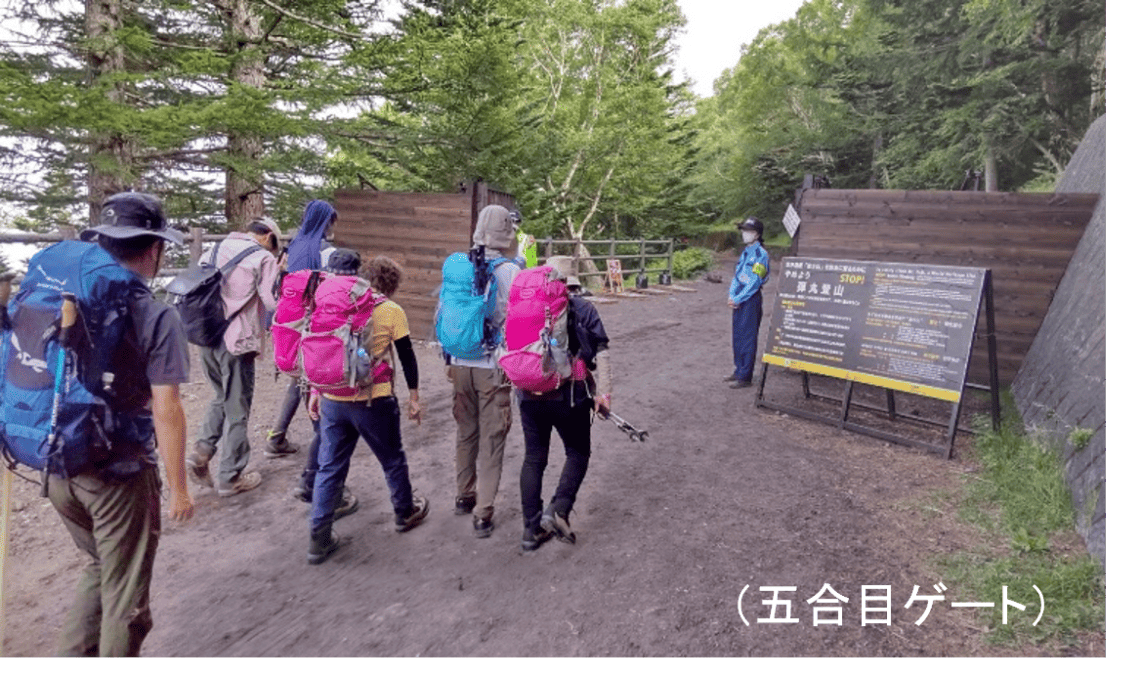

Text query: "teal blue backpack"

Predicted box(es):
[435, 247, 508, 360]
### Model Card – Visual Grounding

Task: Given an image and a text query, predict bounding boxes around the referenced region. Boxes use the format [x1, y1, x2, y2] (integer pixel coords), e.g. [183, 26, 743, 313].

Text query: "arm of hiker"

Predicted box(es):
[257, 252, 279, 315]
[593, 347, 612, 417]
[393, 336, 421, 425]
[152, 384, 195, 522]
[307, 388, 321, 421]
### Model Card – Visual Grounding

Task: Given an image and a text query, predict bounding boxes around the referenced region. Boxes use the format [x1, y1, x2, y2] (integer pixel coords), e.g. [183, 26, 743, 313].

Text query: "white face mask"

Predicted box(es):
[741, 230, 758, 245]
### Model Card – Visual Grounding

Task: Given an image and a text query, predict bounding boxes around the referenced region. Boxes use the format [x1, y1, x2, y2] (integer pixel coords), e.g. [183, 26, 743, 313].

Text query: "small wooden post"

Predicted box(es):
[189, 227, 204, 263]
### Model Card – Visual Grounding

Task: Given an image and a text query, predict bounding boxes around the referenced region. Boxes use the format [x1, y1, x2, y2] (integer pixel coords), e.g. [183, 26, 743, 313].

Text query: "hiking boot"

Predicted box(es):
[540, 504, 576, 544]
[454, 495, 476, 515]
[473, 515, 494, 538]
[723, 373, 739, 382]
[186, 442, 214, 489]
[217, 471, 262, 497]
[308, 526, 350, 565]
[728, 379, 753, 389]
[334, 489, 359, 521]
[395, 495, 429, 533]
[294, 485, 357, 521]
[264, 432, 300, 458]
[521, 527, 552, 552]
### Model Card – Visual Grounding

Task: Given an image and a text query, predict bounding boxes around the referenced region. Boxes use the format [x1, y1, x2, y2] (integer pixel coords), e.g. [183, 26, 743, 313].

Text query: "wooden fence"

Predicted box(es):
[793, 189, 1099, 387]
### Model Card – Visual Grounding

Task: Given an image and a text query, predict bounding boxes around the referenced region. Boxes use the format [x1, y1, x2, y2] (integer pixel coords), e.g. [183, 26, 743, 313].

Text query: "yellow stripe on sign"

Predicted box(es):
[761, 353, 962, 402]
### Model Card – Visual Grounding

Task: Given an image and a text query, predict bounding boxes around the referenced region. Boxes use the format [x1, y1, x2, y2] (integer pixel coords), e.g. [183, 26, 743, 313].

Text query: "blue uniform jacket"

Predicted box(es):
[728, 242, 770, 306]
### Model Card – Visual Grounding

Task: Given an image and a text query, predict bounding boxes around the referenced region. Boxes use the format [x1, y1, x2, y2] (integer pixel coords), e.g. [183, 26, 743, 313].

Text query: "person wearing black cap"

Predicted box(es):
[48, 192, 195, 656]
[726, 216, 770, 388]
[290, 247, 364, 522]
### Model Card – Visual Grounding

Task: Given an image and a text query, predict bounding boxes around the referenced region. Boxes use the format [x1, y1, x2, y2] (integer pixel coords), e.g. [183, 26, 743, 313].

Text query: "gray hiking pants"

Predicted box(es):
[197, 345, 257, 484]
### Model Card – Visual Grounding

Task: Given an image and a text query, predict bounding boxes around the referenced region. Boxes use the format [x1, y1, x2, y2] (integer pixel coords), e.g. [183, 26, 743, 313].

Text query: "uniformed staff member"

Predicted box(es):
[726, 216, 770, 388]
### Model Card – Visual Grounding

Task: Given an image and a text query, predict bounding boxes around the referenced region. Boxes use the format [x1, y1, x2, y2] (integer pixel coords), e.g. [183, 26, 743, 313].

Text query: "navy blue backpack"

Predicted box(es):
[0, 240, 151, 482]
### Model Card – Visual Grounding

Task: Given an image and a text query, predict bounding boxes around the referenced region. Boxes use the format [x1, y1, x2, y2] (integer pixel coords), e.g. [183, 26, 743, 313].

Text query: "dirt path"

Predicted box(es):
[1, 256, 1080, 657]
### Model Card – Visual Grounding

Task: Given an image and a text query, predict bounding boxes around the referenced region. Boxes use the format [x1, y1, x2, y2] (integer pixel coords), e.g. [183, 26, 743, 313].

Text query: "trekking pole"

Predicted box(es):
[604, 411, 649, 442]
[41, 294, 78, 497]
[0, 272, 14, 656]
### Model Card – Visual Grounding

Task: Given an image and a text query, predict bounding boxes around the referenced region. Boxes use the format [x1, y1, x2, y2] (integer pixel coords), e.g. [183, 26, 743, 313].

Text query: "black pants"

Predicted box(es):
[519, 398, 592, 532]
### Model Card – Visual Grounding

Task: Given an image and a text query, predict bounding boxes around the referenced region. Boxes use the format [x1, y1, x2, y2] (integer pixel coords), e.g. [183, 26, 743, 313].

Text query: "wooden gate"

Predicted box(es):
[794, 189, 1100, 386]
[332, 181, 516, 340]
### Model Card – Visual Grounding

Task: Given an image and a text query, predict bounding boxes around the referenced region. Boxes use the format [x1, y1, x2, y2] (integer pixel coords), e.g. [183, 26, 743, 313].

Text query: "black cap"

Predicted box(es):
[737, 216, 762, 232]
[325, 248, 362, 275]
[80, 192, 184, 245]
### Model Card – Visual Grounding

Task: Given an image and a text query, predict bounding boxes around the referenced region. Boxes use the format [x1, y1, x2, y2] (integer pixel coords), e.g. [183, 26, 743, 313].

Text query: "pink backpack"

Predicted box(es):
[498, 266, 575, 393]
[272, 271, 393, 396]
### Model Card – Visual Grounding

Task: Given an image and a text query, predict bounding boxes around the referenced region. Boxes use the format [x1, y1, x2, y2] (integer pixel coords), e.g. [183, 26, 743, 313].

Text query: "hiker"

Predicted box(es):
[513, 255, 612, 551]
[725, 216, 770, 389]
[185, 216, 284, 497]
[291, 247, 364, 520]
[266, 199, 338, 456]
[511, 209, 537, 269]
[306, 254, 428, 564]
[438, 204, 521, 538]
[46, 192, 194, 655]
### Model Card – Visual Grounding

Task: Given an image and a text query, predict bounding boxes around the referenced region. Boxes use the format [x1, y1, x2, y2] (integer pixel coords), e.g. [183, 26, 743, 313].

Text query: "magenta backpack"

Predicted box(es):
[498, 266, 576, 394]
[271, 271, 393, 396]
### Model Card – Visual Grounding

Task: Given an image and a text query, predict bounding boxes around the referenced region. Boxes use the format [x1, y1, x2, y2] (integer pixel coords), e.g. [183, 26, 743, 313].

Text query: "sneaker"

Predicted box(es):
[334, 489, 359, 521]
[217, 471, 262, 497]
[186, 443, 214, 489]
[473, 515, 494, 538]
[540, 504, 576, 544]
[454, 495, 476, 515]
[264, 433, 300, 458]
[308, 528, 350, 565]
[723, 373, 739, 382]
[520, 527, 553, 552]
[395, 495, 429, 532]
[728, 379, 753, 389]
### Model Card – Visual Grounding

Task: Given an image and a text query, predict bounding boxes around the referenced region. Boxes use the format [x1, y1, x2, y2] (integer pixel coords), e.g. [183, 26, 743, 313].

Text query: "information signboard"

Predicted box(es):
[761, 258, 987, 403]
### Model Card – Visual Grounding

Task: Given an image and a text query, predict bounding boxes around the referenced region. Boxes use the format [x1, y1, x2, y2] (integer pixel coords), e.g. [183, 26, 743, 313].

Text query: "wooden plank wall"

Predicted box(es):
[796, 189, 1100, 386]
[334, 190, 472, 340]
[333, 185, 517, 340]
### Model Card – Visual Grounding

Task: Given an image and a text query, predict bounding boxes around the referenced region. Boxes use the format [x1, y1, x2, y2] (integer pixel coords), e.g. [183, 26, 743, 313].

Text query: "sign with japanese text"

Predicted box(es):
[606, 258, 624, 292]
[761, 258, 987, 402]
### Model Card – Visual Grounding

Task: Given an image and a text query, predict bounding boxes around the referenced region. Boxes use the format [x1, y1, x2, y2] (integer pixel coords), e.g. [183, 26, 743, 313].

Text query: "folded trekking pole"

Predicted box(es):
[601, 410, 648, 442]
[41, 294, 78, 496]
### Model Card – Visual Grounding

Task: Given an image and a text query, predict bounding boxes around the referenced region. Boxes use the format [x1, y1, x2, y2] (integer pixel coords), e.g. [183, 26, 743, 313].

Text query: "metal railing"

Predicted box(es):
[2, 229, 676, 289]
[535, 237, 675, 288]
[0, 227, 287, 282]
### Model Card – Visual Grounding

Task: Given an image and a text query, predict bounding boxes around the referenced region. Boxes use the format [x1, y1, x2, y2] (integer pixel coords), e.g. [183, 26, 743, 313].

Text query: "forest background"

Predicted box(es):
[0, 0, 1107, 271]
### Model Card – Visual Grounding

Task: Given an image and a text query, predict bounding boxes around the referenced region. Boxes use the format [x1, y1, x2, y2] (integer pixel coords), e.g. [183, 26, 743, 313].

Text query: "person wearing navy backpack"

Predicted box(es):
[49, 192, 194, 655]
[438, 204, 521, 538]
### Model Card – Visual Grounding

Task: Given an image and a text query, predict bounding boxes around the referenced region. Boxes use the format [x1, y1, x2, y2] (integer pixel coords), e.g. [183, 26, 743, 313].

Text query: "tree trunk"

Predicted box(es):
[219, 0, 265, 227]
[869, 132, 883, 189]
[984, 143, 998, 192]
[85, 0, 135, 224]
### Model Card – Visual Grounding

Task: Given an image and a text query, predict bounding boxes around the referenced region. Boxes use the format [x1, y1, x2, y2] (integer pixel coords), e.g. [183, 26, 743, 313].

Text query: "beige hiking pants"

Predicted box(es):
[452, 366, 513, 521]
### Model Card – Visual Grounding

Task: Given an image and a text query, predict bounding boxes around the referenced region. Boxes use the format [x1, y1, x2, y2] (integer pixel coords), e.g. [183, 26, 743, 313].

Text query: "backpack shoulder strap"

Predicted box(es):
[218, 245, 264, 275]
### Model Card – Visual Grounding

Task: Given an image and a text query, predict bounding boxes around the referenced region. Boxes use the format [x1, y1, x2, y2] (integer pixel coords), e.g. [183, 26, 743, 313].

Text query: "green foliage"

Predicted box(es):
[1067, 427, 1094, 451]
[936, 396, 1104, 645]
[669, 246, 714, 279]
